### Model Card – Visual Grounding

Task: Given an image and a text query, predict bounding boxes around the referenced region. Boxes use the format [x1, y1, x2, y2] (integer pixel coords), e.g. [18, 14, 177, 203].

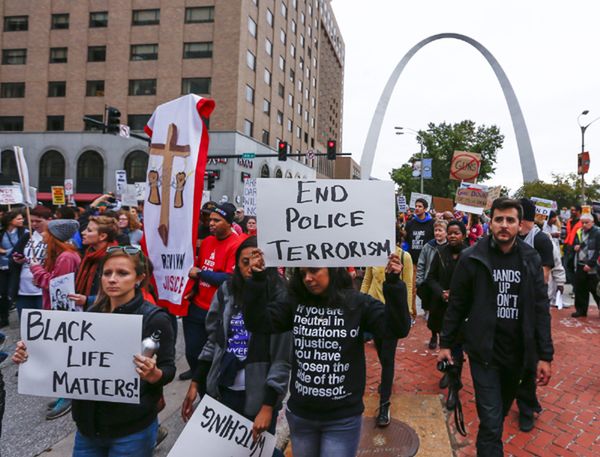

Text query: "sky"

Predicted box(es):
[330, 0, 600, 193]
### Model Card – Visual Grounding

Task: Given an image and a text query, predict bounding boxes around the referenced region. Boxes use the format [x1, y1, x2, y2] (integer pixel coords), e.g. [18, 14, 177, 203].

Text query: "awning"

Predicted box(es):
[37, 192, 101, 203]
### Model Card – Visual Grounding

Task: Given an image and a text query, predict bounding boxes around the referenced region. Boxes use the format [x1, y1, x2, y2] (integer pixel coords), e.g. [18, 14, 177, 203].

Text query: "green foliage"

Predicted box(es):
[512, 173, 600, 207]
[389, 120, 504, 198]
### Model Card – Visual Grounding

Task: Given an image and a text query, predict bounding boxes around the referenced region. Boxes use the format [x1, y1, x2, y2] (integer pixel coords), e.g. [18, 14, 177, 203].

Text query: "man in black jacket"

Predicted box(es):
[438, 198, 553, 457]
[572, 213, 600, 317]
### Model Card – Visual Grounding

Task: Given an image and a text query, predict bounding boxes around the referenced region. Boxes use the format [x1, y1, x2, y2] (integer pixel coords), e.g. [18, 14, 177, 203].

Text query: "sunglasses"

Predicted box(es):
[107, 246, 142, 255]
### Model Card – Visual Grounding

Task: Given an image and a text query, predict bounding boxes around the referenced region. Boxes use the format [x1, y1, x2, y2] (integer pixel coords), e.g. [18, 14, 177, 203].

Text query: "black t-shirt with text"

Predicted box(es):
[490, 243, 524, 368]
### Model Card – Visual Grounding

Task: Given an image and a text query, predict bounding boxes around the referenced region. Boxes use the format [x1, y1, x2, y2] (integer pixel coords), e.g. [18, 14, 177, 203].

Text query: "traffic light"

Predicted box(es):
[327, 139, 337, 160]
[207, 173, 215, 190]
[278, 141, 288, 161]
[106, 106, 121, 134]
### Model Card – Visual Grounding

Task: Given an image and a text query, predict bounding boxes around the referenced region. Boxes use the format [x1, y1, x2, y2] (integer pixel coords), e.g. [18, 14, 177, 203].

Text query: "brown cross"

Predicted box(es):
[149, 123, 191, 246]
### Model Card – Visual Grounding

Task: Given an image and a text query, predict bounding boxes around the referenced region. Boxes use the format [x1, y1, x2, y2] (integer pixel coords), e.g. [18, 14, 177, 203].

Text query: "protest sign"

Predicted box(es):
[18, 309, 142, 403]
[243, 178, 257, 216]
[202, 190, 211, 205]
[143, 94, 215, 316]
[122, 184, 139, 207]
[49, 273, 77, 311]
[257, 179, 395, 267]
[167, 395, 276, 457]
[0, 185, 24, 205]
[64, 179, 74, 196]
[450, 151, 481, 182]
[14, 146, 33, 207]
[531, 197, 556, 218]
[51, 186, 66, 205]
[134, 182, 147, 201]
[396, 195, 407, 213]
[485, 186, 503, 209]
[455, 183, 489, 215]
[115, 170, 127, 195]
[433, 196, 454, 213]
[409, 192, 433, 209]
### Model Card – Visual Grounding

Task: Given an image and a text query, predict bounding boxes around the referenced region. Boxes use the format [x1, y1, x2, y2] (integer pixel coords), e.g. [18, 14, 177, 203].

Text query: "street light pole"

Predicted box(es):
[577, 110, 600, 203]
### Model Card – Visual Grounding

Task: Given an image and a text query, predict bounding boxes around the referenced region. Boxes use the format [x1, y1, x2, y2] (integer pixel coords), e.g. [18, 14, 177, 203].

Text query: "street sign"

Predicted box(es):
[450, 151, 481, 182]
[422, 158, 432, 179]
[578, 151, 590, 175]
[119, 124, 130, 139]
[241, 152, 255, 159]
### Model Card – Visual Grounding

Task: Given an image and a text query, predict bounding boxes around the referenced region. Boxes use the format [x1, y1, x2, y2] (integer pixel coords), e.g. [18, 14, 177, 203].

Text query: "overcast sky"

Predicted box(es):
[331, 0, 600, 192]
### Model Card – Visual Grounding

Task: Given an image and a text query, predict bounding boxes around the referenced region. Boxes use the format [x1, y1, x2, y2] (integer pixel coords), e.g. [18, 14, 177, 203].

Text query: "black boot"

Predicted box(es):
[376, 401, 391, 427]
[439, 372, 449, 389]
[446, 357, 464, 411]
[428, 332, 438, 350]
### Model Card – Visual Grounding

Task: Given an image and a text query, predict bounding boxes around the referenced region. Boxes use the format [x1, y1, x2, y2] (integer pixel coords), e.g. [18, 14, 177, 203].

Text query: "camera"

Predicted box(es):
[437, 360, 451, 372]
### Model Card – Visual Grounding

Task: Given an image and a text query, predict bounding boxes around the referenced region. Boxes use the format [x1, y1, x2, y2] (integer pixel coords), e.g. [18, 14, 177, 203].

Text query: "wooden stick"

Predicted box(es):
[25, 205, 37, 261]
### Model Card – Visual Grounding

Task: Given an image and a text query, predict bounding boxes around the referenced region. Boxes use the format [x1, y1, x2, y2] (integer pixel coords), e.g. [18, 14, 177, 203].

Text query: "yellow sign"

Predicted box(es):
[51, 186, 66, 206]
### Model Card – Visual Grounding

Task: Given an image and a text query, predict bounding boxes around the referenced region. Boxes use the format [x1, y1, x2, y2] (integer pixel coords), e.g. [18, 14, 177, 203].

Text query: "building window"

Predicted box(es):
[38, 150, 65, 192]
[124, 150, 149, 183]
[248, 17, 257, 37]
[286, 170, 293, 178]
[2, 49, 27, 65]
[89, 12, 108, 28]
[279, 56, 285, 71]
[77, 151, 104, 193]
[49, 48, 68, 64]
[132, 9, 160, 26]
[266, 9, 274, 26]
[291, 20, 296, 34]
[263, 99, 270, 115]
[300, 34, 305, 48]
[277, 111, 283, 125]
[246, 51, 256, 70]
[278, 84, 284, 97]
[130, 44, 158, 61]
[288, 94, 293, 106]
[0, 150, 19, 184]
[281, 2, 287, 18]
[296, 125, 301, 138]
[300, 11, 305, 24]
[245, 85, 255, 104]
[263, 69, 272, 86]
[84, 114, 103, 131]
[48, 81, 66, 97]
[289, 69, 295, 82]
[183, 42, 213, 58]
[51, 14, 69, 30]
[86, 80, 105, 97]
[260, 164, 270, 178]
[185, 7, 214, 23]
[290, 44, 296, 58]
[276, 168, 283, 178]
[262, 130, 270, 145]
[265, 39, 273, 56]
[287, 119, 292, 132]
[181, 78, 211, 95]
[297, 80, 302, 92]
[244, 119, 253, 137]
[128, 115, 151, 132]
[0, 83, 25, 98]
[296, 103, 302, 115]
[46, 116, 64, 131]
[129, 79, 156, 96]
[0, 117, 24, 132]
[304, 132, 309, 143]
[280, 29, 286, 44]
[87, 46, 106, 62]
[4, 16, 28, 32]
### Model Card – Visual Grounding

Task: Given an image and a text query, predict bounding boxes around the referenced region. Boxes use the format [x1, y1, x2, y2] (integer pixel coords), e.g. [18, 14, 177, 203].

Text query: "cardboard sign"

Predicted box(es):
[167, 395, 276, 457]
[455, 183, 489, 215]
[396, 195, 407, 213]
[51, 186, 66, 205]
[450, 151, 481, 182]
[0, 185, 24, 205]
[432, 196, 454, 213]
[243, 178, 257, 217]
[257, 179, 395, 267]
[18, 309, 142, 404]
[409, 192, 433, 210]
[485, 186, 502, 209]
[64, 179, 74, 196]
[49, 273, 77, 311]
[115, 170, 127, 195]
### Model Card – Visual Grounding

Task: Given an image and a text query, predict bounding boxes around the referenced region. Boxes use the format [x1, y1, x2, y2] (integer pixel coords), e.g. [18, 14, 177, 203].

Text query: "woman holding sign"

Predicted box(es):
[13, 247, 176, 457]
[242, 252, 411, 457]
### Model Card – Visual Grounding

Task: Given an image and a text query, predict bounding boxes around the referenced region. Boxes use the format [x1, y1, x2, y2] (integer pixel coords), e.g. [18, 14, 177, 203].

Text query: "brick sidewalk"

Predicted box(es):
[365, 307, 600, 457]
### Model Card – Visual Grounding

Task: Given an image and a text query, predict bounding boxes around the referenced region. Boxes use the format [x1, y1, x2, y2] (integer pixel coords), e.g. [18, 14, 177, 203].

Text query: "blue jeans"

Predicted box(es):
[72, 419, 158, 457]
[182, 305, 208, 372]
[16, 295, 43, 320]
[286, 410, 362, 457]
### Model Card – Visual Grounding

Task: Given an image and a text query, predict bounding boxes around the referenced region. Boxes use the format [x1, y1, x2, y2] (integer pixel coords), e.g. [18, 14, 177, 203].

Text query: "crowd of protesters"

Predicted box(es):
[2, 190, 598, 457]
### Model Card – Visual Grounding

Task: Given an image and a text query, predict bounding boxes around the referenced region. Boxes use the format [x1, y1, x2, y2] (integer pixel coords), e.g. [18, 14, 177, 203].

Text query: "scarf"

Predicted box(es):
[75, 242, 116, 297]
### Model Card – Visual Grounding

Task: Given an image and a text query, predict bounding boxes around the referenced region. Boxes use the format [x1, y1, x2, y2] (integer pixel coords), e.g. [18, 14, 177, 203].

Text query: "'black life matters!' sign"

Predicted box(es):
[18, 310, 142, 404]
[257, 179, 395, 267]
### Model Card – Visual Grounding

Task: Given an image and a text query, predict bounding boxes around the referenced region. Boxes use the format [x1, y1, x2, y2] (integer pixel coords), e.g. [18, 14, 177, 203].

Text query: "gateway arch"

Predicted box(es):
[360, 33, 538, 182]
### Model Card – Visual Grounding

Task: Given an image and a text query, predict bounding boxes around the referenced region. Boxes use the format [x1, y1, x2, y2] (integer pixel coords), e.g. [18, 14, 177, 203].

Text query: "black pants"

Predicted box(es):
[470, 361, 521, 457]
[374, 338, 398, 404]
[573, 267, 600, 316]
[563, 247, 575, 285]
[516, 368, 541, 418]
[182, 305, 208, 373]
[0, 370, 5, 438]
[0, 269, 14, 322]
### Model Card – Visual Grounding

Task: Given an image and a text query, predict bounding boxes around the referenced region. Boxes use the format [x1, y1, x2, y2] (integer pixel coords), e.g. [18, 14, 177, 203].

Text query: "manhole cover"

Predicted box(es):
[357, 418, 420, 456]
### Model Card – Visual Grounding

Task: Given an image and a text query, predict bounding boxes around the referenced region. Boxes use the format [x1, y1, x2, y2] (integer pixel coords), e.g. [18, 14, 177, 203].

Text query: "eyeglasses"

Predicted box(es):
[107, 246, 142, 255]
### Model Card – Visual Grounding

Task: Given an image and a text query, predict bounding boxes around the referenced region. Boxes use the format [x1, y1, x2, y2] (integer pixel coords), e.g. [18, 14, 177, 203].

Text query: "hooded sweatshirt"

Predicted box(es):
[403, 213, 435, 263]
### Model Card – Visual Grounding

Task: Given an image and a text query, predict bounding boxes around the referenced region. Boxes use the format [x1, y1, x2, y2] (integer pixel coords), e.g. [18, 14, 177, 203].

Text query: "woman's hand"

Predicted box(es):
[68, 294, 87, 306]
[29, 257, 41, 267]
[384, 253, 403, 275]
[91, 193, 112, 208]
[12, 341, 29, 364]
[181, 381, 199, 422]
[249, 249, 266, 272]
[133, 354, 162, 384]
[252, 405, 273, 441]
[12, 253, 26, 264]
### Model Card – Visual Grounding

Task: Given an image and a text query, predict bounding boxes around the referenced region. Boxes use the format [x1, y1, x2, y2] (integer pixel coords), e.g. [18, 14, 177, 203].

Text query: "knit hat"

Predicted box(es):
[212, 202, 235, 224]
[519, 198, 536, 222]
[201, 201, 217, 214]
[48, 219, 80, 242]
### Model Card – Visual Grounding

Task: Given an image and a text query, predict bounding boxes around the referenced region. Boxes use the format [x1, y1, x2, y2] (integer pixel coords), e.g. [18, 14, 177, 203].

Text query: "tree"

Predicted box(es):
[513, 173, 600, 208]
[390, 120, 504, 198]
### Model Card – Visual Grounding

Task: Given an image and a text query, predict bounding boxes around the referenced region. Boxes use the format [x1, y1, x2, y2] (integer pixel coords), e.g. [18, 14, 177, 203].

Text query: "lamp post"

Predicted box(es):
[395, 126, 425, 193]
[577, 110, 600, 202]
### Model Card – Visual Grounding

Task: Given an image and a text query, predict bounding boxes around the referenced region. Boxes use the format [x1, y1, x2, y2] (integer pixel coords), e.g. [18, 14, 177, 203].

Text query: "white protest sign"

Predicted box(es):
[115, 170, 127, 195]
[531, 197, 555, 217]
[396, 195, 407, 213]
[49, 273, 77, 311]
[134, 182, 147, 201]
[257, 179, 395, 267]
[64, 179, 74, 196]
[409, 192, 432, 209]
[18, 309, 142, 404]
[167, 395, 276, 457]
[14, 146, 33, 207]
[0, 185, 24, 205]
[243, 178, 257, 216]
[455, 182, 489, 215]
[122, 184, 139, 207]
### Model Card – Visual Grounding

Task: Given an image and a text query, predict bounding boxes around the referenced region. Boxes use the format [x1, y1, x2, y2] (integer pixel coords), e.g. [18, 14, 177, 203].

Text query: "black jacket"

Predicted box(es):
[440, 236, 553, 370]
[574, 224, 600, 271]
[71, 292, 176, 438]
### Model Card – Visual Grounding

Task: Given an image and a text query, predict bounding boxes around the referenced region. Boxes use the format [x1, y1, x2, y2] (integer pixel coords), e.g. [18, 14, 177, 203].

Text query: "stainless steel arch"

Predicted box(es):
[360, 33, 538, 182]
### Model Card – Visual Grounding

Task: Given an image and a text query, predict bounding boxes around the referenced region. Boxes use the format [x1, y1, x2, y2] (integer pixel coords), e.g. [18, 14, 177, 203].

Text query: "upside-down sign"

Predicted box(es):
[450, 151, 481, 182]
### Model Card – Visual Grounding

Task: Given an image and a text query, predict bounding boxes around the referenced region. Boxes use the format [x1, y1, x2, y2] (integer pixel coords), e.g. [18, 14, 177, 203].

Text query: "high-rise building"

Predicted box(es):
[0, 0, 344, 203]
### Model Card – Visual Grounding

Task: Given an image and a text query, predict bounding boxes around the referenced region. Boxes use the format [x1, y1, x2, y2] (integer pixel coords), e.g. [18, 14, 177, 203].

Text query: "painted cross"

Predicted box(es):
[149, 123, 191, 246]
